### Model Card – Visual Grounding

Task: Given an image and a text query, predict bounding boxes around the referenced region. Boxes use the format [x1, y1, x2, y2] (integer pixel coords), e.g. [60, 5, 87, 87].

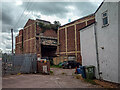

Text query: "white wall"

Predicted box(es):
[80, 24, 99, 78]
[95, 2, 119, 83]
[118, 1, 120, 83]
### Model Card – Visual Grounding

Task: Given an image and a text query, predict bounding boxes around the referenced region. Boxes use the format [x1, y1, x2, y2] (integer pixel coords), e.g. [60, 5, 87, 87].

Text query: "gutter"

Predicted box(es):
[94, 22, 101, 79]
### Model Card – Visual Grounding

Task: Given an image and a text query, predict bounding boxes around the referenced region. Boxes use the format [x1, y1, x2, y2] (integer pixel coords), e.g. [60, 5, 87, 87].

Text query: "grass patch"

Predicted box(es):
[84, 79, 98, 85]
[50, 65, 62, 68]
[50, 70, 54, 75]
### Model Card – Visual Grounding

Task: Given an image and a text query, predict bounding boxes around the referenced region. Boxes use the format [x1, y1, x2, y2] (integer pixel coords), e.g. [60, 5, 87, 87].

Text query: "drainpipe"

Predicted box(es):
[94, 22, 101, 79]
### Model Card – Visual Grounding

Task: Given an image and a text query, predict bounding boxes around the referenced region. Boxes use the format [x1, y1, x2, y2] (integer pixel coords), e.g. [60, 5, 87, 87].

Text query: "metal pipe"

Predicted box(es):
[94, 22, 101, 79]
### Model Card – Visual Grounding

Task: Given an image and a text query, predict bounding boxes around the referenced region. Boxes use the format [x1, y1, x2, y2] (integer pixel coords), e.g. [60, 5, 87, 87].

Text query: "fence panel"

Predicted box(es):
[2, 54, 37, 76]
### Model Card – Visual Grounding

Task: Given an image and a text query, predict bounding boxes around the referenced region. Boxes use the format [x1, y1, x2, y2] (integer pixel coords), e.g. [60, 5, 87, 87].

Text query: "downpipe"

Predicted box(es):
[94, 22, 101, 79]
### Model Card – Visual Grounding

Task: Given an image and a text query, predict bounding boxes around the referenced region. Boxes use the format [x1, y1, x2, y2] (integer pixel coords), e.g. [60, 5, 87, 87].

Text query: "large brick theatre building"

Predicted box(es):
[15, 19, 57, 58]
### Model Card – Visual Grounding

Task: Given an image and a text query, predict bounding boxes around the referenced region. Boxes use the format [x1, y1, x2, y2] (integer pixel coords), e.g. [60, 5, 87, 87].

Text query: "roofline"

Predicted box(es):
[23, 18, 51, 28]
[59, 13, 95, 28]
[79, 22, 95, 31]
[36, 19, 51, 23]
[94, 1, 104, 14]
[19, 29, 23, 31]
[23, 19, 35, 28]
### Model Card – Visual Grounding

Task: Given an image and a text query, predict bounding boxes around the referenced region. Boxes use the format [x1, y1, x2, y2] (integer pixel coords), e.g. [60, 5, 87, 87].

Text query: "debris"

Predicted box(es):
[17, 73, 21, 75]
[75, 74, 84, 81]
[94, 79, 119, 88]
[61, 72, 66, 75]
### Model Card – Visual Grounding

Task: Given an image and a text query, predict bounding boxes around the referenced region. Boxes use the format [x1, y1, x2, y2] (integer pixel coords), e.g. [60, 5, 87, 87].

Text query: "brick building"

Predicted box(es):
[15, 29, 23, 54]
[15, 19, 57, 58]
[57, 14, 95, 64]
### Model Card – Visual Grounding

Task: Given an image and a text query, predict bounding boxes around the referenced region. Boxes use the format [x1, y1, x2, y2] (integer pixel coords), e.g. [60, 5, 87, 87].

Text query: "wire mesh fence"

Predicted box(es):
[2, 54, 37, 76]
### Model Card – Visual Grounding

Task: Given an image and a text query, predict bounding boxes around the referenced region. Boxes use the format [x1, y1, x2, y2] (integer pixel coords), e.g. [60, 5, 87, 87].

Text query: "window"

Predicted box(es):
[102, 11, 109, 27]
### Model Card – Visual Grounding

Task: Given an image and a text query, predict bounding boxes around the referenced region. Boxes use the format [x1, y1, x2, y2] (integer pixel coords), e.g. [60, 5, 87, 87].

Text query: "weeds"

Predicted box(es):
[50, 70, 54, 75]
[61, 72, 66, 75]
[50, 65, 62, 68]
[75, 74, 84, 81]
[84, 79, 97, 85]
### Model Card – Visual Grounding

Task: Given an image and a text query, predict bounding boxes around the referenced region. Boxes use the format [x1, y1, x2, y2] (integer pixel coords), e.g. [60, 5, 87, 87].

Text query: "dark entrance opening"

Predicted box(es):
[41, 45, 57, 58]
[41, 45, 57, 65]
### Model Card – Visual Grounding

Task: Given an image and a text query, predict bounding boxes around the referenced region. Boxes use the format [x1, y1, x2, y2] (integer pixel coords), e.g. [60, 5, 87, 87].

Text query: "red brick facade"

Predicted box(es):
[67, 26, 75, 52]
[59, 28, 65, 53]
[57, 14, 95, 64]
[15, 29, 23, 54]
[43, 30, 57, 38]
[15, 19, 57, 58]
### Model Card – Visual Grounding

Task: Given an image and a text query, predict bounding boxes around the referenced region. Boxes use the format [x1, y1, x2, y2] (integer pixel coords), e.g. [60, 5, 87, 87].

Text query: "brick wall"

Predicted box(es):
[23, 22, 36, 54]
[67, 25, 75, 52]
[24, 19, 35, 28]
[15, 19, 57, 58]
[59, 28, 65, 52]
[57, 14, 95, 64]
[43, 29, 57, 38]
[15, 29, 23, 54]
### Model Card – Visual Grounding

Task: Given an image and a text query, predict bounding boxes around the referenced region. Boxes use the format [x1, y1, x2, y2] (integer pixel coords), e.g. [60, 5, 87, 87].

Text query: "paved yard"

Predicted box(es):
[2, 68, 101, 88]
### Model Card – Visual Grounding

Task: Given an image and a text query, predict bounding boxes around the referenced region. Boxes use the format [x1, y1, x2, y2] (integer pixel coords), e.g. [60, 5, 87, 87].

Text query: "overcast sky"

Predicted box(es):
[0, 0, 103, 53]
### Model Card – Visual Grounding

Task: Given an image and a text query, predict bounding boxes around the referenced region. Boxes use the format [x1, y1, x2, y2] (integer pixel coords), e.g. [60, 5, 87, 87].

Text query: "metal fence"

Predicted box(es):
[2, 54, 37, 76]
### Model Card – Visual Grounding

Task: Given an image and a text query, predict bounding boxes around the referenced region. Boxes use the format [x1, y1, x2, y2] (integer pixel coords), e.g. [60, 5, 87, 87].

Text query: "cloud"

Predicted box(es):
[21, 2, 70, 18]
[1, 1, 102, 53]
[2, 2, 100, 33]
[2, 2, 25, 33]
[2, 34, 11, 40]
[68, 2, 99, 17]
[6, 45, 11, 49]
[2, 4, 14, 25]
[21, 2, 99, 18]
[0, 32, 18, 53]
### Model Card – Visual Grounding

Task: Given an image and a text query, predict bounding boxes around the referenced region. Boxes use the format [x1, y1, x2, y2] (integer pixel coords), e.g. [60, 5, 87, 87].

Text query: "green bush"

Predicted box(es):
[50, 65, 62, 68]
[50, 70, 53, 74]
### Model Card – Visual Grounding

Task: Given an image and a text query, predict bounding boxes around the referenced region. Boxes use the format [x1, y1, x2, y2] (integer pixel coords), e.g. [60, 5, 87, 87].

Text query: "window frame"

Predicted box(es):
[102, 10, 109, 28]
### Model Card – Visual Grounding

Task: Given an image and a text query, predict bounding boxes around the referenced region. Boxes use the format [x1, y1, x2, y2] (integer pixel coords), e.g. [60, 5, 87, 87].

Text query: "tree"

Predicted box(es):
[52, 21, 61, 33]
[38, 21, 61, 33]
[38, 22, 44, 29]
[53, 21, 61, 29]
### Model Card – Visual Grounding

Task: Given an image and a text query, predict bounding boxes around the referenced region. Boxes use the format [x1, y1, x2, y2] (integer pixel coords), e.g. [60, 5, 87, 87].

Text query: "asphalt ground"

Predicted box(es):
[2, 68, 101, 88]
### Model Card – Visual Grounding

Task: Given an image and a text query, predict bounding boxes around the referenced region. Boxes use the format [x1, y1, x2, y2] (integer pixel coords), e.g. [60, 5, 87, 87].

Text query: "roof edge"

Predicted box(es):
[36, 19, 51, 23]
[60, 13, 95, 28]
[94, 1, 104, 14]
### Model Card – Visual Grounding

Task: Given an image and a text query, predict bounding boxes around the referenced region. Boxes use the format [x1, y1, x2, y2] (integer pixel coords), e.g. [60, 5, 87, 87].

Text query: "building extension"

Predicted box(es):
[80, 1, 120, 83]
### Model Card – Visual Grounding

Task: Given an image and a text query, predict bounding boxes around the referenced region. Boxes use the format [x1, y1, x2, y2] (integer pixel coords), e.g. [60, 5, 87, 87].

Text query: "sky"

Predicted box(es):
[0, 0, 103, 53]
